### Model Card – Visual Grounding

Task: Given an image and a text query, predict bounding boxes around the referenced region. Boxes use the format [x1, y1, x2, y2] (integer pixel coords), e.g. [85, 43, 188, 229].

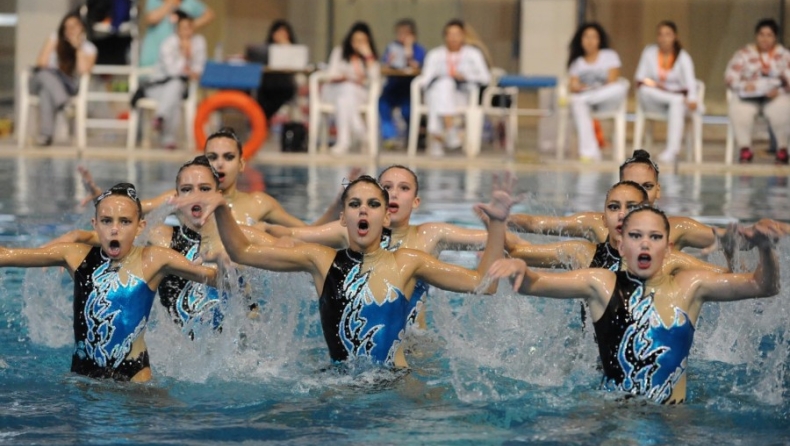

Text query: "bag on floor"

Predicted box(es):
[281, 122, 307, 152]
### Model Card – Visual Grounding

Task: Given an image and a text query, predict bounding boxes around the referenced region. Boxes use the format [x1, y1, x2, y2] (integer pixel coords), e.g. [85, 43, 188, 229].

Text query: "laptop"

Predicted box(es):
[267, 44, 309, 70]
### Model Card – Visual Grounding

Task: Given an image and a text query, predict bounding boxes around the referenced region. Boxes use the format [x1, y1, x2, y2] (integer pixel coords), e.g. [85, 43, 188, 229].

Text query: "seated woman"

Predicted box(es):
[139, 0, 213, 68]
[173, 176, 515, 368]
[323, 22, 380, 155]
[0, 184, 216, 382]
[634, 21, 699, 164]
[141, 10, 206, 150]
[489, 206, 780, 404]
[253, 20, 298, 123]
[30, 11, 97, 146]
[725, 18, 790, 164]
[566, 22, 628, 162]
[421, 19, 491, 157]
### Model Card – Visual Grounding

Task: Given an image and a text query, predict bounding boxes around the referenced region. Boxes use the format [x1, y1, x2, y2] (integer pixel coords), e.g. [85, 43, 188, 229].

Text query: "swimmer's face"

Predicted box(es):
[340, 182, 390, 249]
[92, 196, 145, 260]
[205, 137, 243, 190]
[379, 168, 419, 226]
[618, 211, 670, 279]
[177, 165, 218, 226]
[604, 186, 645, 243]
[620, 164, 660, 204]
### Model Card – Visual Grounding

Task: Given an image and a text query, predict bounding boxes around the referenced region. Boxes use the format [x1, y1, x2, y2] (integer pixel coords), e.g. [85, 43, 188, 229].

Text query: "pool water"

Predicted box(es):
[0, 158, 788, 444]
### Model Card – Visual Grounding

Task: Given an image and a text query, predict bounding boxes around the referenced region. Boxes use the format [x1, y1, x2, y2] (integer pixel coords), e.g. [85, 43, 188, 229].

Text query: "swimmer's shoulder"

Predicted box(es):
[148, 224, 174, 247]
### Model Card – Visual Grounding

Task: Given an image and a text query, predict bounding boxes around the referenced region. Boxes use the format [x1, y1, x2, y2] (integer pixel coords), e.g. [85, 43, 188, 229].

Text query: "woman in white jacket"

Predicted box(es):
[421, 19, 491, 157]
[634, 21, 699, 164]
[323, 22, 380, 155]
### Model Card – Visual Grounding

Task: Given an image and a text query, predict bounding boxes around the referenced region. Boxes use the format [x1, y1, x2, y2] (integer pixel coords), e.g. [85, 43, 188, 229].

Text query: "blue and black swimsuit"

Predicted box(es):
[380, 228, 428, 330]
[593, 270, 695, 404]
[157, 225, 225, 335]
[71, 247, 156, 381]
[319, 247, 409, 367]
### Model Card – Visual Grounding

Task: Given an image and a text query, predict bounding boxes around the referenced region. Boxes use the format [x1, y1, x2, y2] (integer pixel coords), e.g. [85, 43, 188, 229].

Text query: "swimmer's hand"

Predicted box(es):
[486, 258, 529, 291]
[168, 191, 226, 227]
[740, 220, 783, 249]
[77, 166, 102, 207]
[474, 172, 519, 222]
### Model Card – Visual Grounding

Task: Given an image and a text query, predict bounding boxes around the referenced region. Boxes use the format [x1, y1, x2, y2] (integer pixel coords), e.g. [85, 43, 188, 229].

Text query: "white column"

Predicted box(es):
[519, 0, 577, 77]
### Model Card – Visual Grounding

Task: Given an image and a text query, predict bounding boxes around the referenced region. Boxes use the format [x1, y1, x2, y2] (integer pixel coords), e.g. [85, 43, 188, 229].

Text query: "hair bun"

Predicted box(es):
[632, 149, 651, 160]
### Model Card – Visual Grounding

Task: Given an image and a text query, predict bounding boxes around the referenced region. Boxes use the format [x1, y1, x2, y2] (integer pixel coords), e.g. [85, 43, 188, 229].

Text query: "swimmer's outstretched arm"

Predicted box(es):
[140, 190, 176, 215]
[260, 220, 348, 250]
[486, 259, 613, 313]
[688, 222, 780, 303]
[508, 212, 605, 243]
[0, 243, 89, 273]
[41, 230, 99, 248]
[509, 239, 593, 269]
[144, 246, 218, 288]
[666, 250, 729, 274]
[669, 216, 720, 251]
[409, 189, 515, 294]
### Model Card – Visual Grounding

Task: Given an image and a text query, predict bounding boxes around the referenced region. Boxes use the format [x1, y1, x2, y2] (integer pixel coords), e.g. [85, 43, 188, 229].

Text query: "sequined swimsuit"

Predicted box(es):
[71, 247, 156, 381]
[157, 225, 225, 334]
[593, 270, 695, 403]
[318, 247, 409, 366]
[380, 228, 428, 329]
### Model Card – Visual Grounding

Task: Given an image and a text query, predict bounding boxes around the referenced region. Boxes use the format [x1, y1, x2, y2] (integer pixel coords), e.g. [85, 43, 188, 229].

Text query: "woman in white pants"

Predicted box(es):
[567, 23, 628, 162]
[421, 19, 490, 157]
[725, 18, 790, 164]
[323, 22, 380, 155]
[634, 21, 699, 164]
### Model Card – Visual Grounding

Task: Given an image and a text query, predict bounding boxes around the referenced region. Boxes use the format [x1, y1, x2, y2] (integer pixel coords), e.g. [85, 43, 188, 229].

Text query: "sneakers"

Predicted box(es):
[444, 128, 462, 151]
[739, 147, 754, 163]
[428, 139, 444, 158]
[776, 148, 789, 165]
[329, 144, 349, 156]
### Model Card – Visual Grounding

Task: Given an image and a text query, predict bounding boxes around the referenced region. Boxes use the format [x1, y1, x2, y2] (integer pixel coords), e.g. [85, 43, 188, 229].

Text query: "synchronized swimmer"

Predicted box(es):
[8, 127, 785, 405]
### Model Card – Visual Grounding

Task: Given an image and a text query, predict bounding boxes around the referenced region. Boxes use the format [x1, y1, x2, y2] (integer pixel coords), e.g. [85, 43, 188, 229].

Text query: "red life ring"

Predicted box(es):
[194, 91, 267, 160]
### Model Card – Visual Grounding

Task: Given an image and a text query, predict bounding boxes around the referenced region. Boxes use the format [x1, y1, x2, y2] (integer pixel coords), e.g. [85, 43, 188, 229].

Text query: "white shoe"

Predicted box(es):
[444, 128, 462, 151]
[428, 140, 444, 158]
[329, 144, 349, 155]
[658, 151, 677, 164]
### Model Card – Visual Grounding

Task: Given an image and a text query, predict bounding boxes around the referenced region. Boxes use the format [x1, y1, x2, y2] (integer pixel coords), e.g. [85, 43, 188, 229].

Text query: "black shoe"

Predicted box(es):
[34, 135, 52, 147]
[739, 147, 753, 163]
[776, 148, 788, 165]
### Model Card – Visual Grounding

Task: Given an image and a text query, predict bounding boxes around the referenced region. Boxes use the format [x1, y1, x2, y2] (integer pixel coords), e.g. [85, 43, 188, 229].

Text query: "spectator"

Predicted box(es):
[142, 10, 206, 149]
[420, 19, 490, 157]
[139, 0, 213, 68]
[30, 11, 97, 146]
[379, 19, 426, 149]
[566, 23, 628, 162]
[725, 18, 790, 164]
[254, 20, 299, 122]
[323, 21, 380, 155]
[634, 20, 699, 164]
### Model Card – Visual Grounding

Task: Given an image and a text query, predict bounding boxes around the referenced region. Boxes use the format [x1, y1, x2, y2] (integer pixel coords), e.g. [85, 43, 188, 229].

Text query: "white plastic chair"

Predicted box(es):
[307, 70, 381, 157]
[633, 79, 705, 164]
[78, 65, 138, 150]
[17, 68, 88, 148]
[555, 77, 629, 162]
[406, 74, 482, 158]
[723, 89, 774, 166]
[480, 67, 516, 155]
[127, 67, 198, 151]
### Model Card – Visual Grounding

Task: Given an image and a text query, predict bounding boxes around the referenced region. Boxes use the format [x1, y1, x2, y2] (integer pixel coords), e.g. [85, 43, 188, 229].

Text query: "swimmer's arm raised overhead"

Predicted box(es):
[509, 239, 593, 269]
[262, 220, 348, 249]
[508, 212, 605, 243]
[689, 223, 780, 303]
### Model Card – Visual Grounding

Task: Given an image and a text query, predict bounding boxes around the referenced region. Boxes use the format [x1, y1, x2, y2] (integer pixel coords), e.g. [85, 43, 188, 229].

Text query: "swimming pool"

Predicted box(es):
[0, 157, 788, 444]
